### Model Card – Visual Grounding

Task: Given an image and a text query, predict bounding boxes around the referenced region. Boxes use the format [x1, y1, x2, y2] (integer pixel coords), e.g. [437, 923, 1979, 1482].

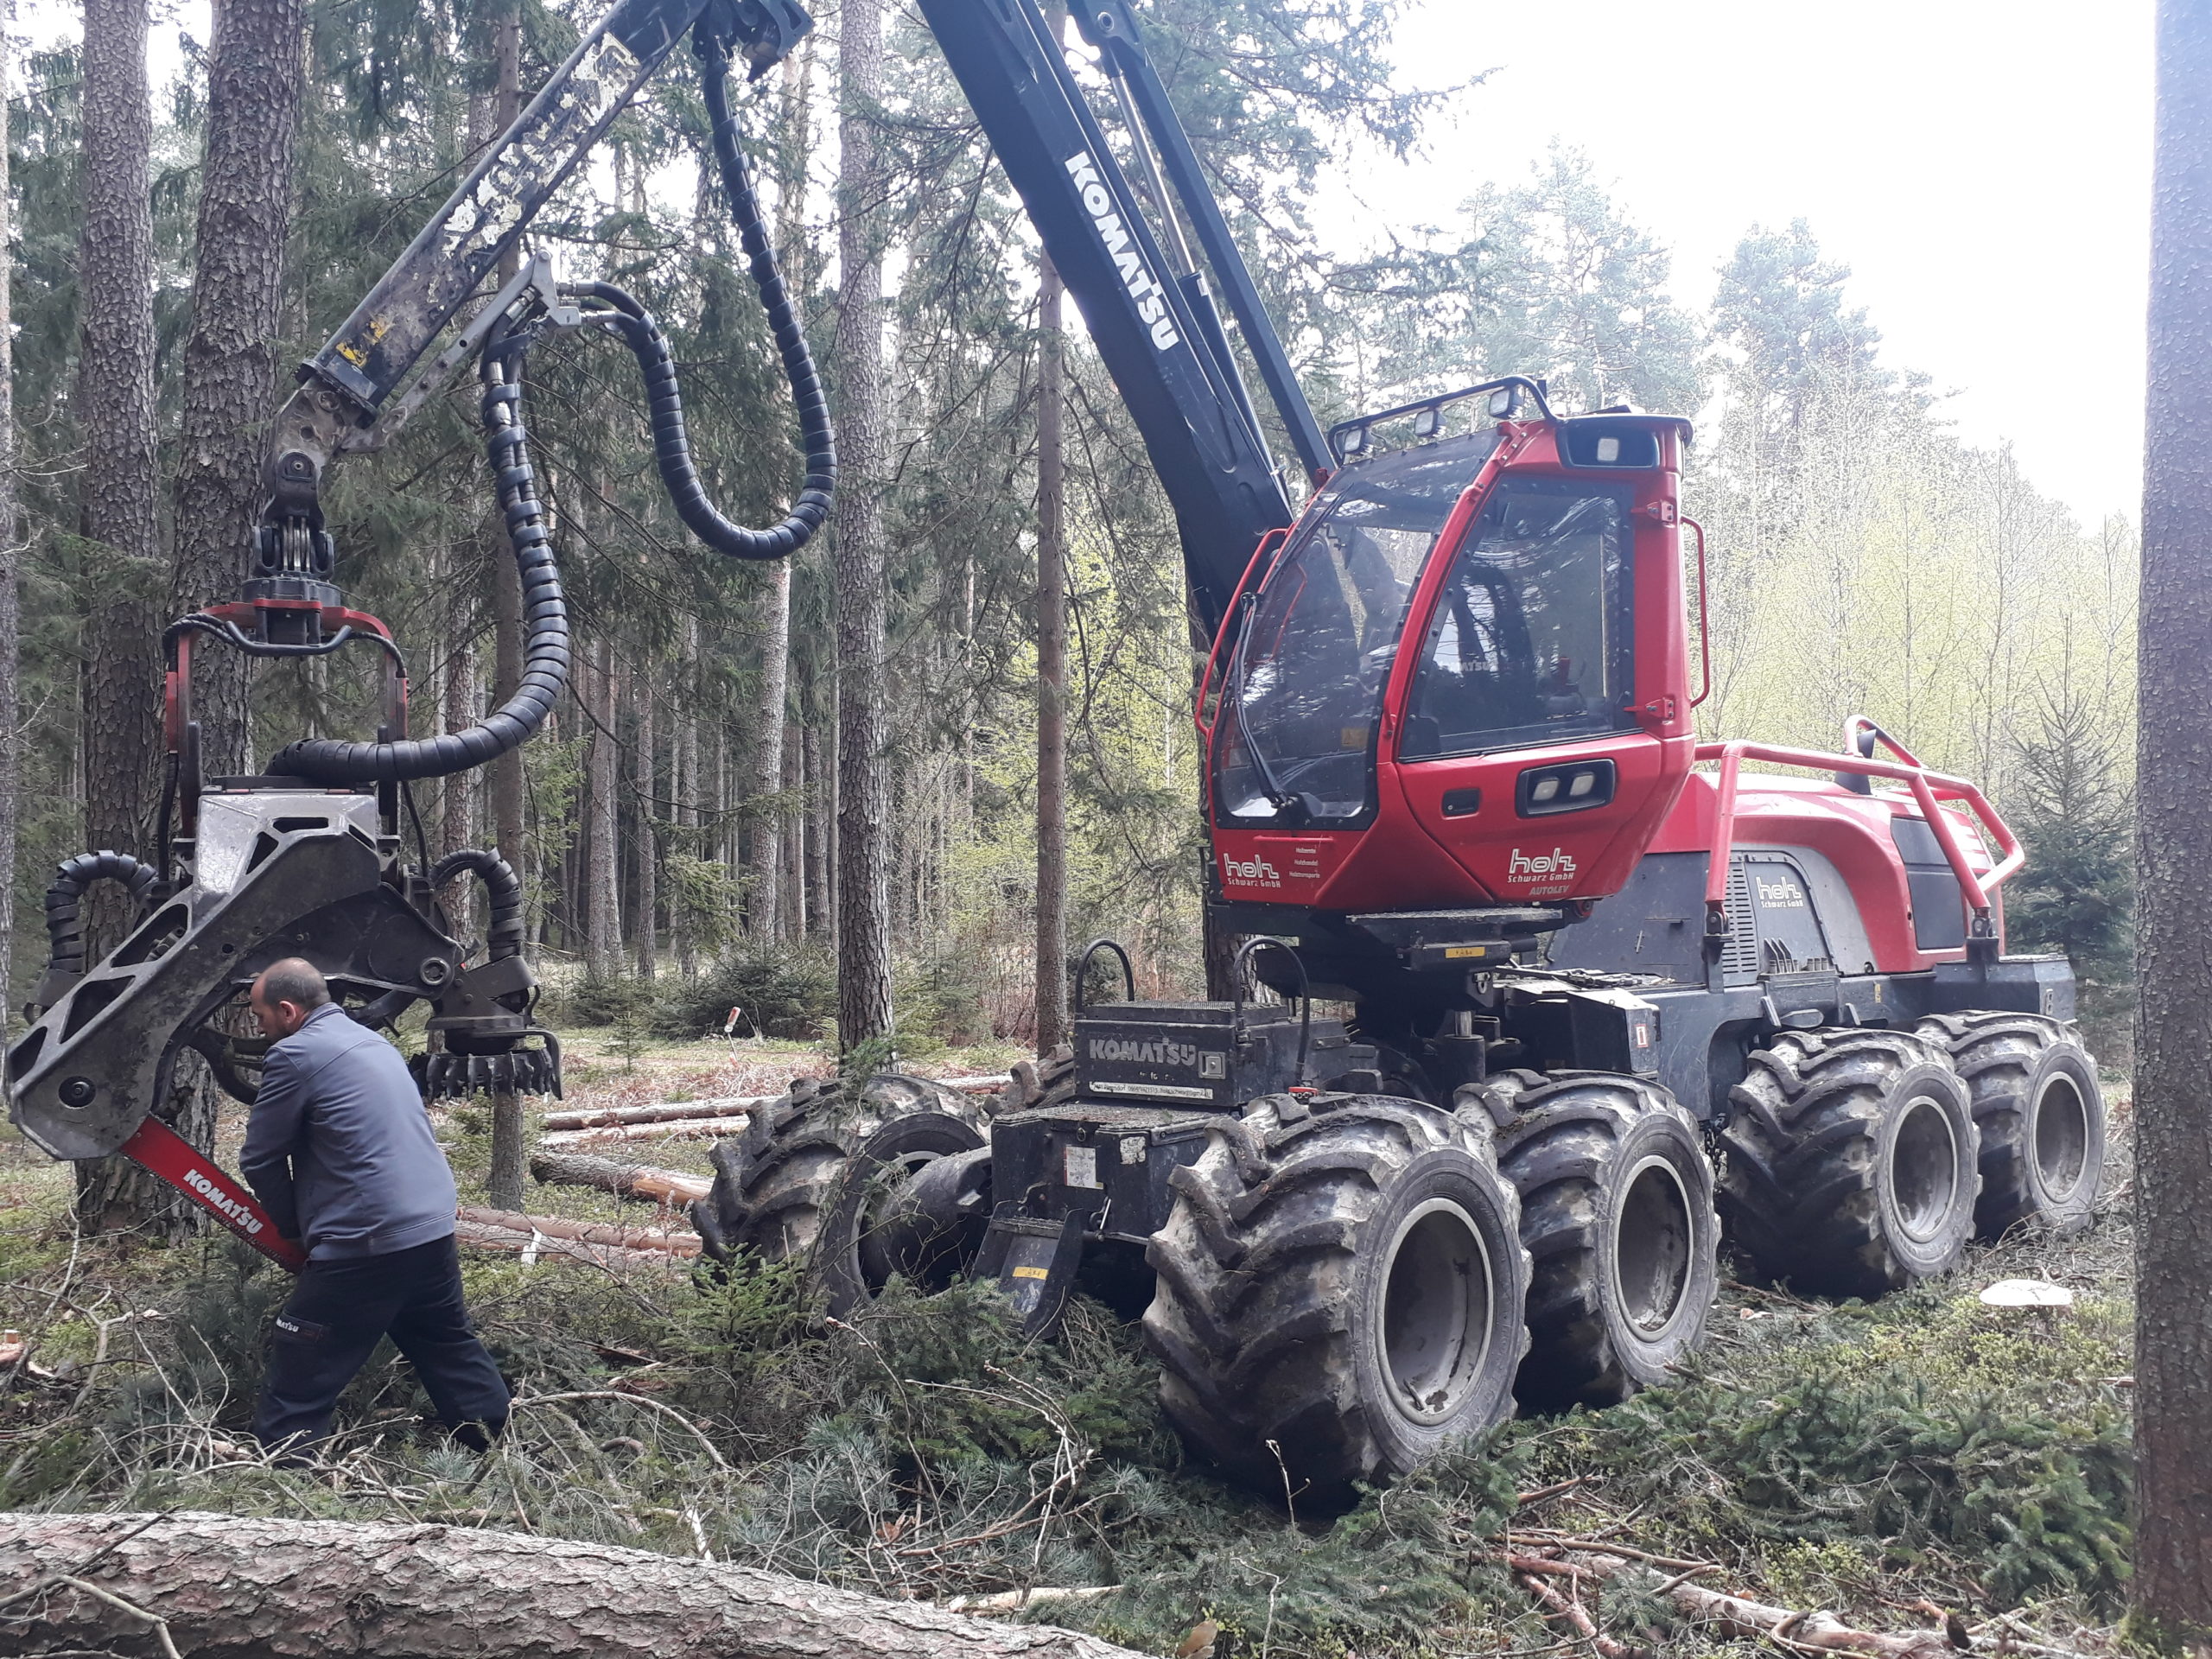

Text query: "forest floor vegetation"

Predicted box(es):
[0, 1038, 2135, 1659]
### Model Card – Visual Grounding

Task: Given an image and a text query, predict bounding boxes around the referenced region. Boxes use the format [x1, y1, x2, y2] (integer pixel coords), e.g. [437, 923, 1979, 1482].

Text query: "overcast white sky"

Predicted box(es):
[29, 0, 2154, 524]
[1352, 0, 2154, 526]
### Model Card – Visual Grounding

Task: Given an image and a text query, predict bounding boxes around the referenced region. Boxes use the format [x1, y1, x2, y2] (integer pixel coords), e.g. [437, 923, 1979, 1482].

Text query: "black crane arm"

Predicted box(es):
[913, 0, 1325, 635]
[261, 0, 817, 535]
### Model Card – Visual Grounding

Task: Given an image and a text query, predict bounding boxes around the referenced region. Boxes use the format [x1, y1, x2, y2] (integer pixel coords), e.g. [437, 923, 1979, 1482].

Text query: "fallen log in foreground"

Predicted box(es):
[531, 1150, 714, 1206]
[0, 1511, 1145, 1659]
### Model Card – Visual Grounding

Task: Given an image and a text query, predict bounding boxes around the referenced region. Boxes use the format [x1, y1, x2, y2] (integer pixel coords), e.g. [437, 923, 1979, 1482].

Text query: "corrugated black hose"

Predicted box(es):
[270, 31, 830, 785]
[428, 848, 526, 962]
[41, 850, 159, 982]
[270, 334, 569, 783]
[571, 34, 836, 557]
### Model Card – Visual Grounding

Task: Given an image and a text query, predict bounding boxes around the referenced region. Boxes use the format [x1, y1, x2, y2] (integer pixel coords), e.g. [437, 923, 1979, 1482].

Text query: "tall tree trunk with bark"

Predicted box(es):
[782, 717, 804, 940]
[586, 638, 622, 980]
[442, 567, 478, 861]
[832, 0, 893, 1053]
[477, 0, 530, 1198]
[673, 615, 699, 975]
[485, 0, 525, 890]
[2134, 0, 2212, 1645]
[159, 0, 307, 1219]
[635, 679, 658, 979]
[0, 3, 19, 1039]
[168, 0, 302, 776]
[1034, 256, 1069, 1052]
[750, 561, 791, 941]
[804, 712, 829, 939]
[73, 0, 186, 1234]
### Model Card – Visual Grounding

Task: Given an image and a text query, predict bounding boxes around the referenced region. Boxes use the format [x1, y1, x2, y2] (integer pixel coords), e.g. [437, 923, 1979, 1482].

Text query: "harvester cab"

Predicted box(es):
[1203, 381, 1697, 929]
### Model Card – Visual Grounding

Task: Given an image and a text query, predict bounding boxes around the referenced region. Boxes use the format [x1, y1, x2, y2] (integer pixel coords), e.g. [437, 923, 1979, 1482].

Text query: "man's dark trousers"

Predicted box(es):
[255, 1235, 509, 1452]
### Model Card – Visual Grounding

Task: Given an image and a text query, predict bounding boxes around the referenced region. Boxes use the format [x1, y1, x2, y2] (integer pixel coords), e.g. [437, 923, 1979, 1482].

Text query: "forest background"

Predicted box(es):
[0, 0, 2142, 1071]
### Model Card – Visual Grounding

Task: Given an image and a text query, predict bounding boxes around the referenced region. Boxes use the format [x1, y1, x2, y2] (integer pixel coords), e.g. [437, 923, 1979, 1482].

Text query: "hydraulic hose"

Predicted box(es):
[266, 29, 824, 784]
[270, 335, 571, 784]
[567, 34, 835, 558]
[429, 848, 526, 962]
[42, 851, 160, 981]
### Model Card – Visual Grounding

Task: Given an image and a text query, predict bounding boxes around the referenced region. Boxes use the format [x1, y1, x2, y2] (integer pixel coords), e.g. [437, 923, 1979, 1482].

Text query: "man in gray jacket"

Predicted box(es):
[241, 958, 509, 1456]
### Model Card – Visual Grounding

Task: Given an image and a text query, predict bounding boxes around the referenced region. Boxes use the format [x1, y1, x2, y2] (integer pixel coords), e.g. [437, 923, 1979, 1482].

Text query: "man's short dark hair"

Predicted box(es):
[260, 958, 331, 1011]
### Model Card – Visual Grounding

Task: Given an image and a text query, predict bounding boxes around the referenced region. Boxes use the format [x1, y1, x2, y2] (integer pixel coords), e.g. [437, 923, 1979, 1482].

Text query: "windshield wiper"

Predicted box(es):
[1228, 594, 1303, 821]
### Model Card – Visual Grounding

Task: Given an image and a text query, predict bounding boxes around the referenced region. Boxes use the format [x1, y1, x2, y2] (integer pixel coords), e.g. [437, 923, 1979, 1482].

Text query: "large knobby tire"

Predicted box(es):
[1915, 1012, 2105, 1238]
[1486, 1070, 1720, 1410]
[1719, 1028, 1980, 1300]
[690, 1073, 988, 1315]
[1142, 1093, 1529, 1508]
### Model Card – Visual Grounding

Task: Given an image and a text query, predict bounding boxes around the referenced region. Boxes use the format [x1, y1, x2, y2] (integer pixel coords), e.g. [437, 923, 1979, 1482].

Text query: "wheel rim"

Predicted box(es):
[2032, 1072, 2092, 1202]
[1377, 1198, 1496, 1425]
[855, 1150, 951, 1294]
[1612, 1154, 1694, 1336]
[1891, 1093, 1962, 1243]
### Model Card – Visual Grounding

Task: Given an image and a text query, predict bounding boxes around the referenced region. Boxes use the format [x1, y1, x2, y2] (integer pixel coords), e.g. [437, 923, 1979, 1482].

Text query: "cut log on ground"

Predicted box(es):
[458, 1205, 702, 1258]
[539, 1117, 753, 1149]
[452, 1220, 686, 1272]
[0, 1511, 1148, 1659]
[542, 1097, 768, 1132]
[531, 1151, 714, 1206]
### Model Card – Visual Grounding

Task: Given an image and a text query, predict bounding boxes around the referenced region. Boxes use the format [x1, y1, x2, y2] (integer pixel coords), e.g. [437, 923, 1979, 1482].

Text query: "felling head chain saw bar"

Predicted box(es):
[6, 0, 831, 1266]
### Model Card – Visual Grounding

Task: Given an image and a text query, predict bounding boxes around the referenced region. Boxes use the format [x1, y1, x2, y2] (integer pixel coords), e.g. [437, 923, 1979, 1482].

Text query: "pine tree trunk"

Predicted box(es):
[750, 561, 791, 941]
[832, 0, 893, 1052]
[77, 0, 162, 910]
[73, 0, 187, 1236]
[483, 0, 527, 1212]
[168, 0, 302, 778]
[1034, 256, 1069, 1052]
[0, 5, 20, 1038]
[2133, 0, 2212, 1643]
[804, 714, 828, 940]
[782, 717, 804, 942]
[635, 679, 658, 980]
[586, 637, 622, 981]
[673, 615, 699, 975]
[443, 613, 477, 859]
[486, 0, 525, 887]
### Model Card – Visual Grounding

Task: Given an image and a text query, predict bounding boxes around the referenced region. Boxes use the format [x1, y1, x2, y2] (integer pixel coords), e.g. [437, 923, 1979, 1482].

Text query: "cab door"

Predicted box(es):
[1382, 419, 1695, 906]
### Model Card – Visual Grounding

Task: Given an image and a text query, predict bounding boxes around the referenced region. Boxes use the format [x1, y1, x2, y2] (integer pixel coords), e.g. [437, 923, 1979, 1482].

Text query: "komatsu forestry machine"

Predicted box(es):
[10, 0, 2104, 1501]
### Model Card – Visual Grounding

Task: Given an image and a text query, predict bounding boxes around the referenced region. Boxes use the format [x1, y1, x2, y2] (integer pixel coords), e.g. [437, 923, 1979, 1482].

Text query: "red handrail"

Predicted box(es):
[1696, 735, 2024, 939]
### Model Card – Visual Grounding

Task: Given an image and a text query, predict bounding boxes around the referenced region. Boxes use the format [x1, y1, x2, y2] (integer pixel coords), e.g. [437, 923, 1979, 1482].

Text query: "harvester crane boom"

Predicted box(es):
[7, 0, 826, 1258]
[915, 0, 1324, 634]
